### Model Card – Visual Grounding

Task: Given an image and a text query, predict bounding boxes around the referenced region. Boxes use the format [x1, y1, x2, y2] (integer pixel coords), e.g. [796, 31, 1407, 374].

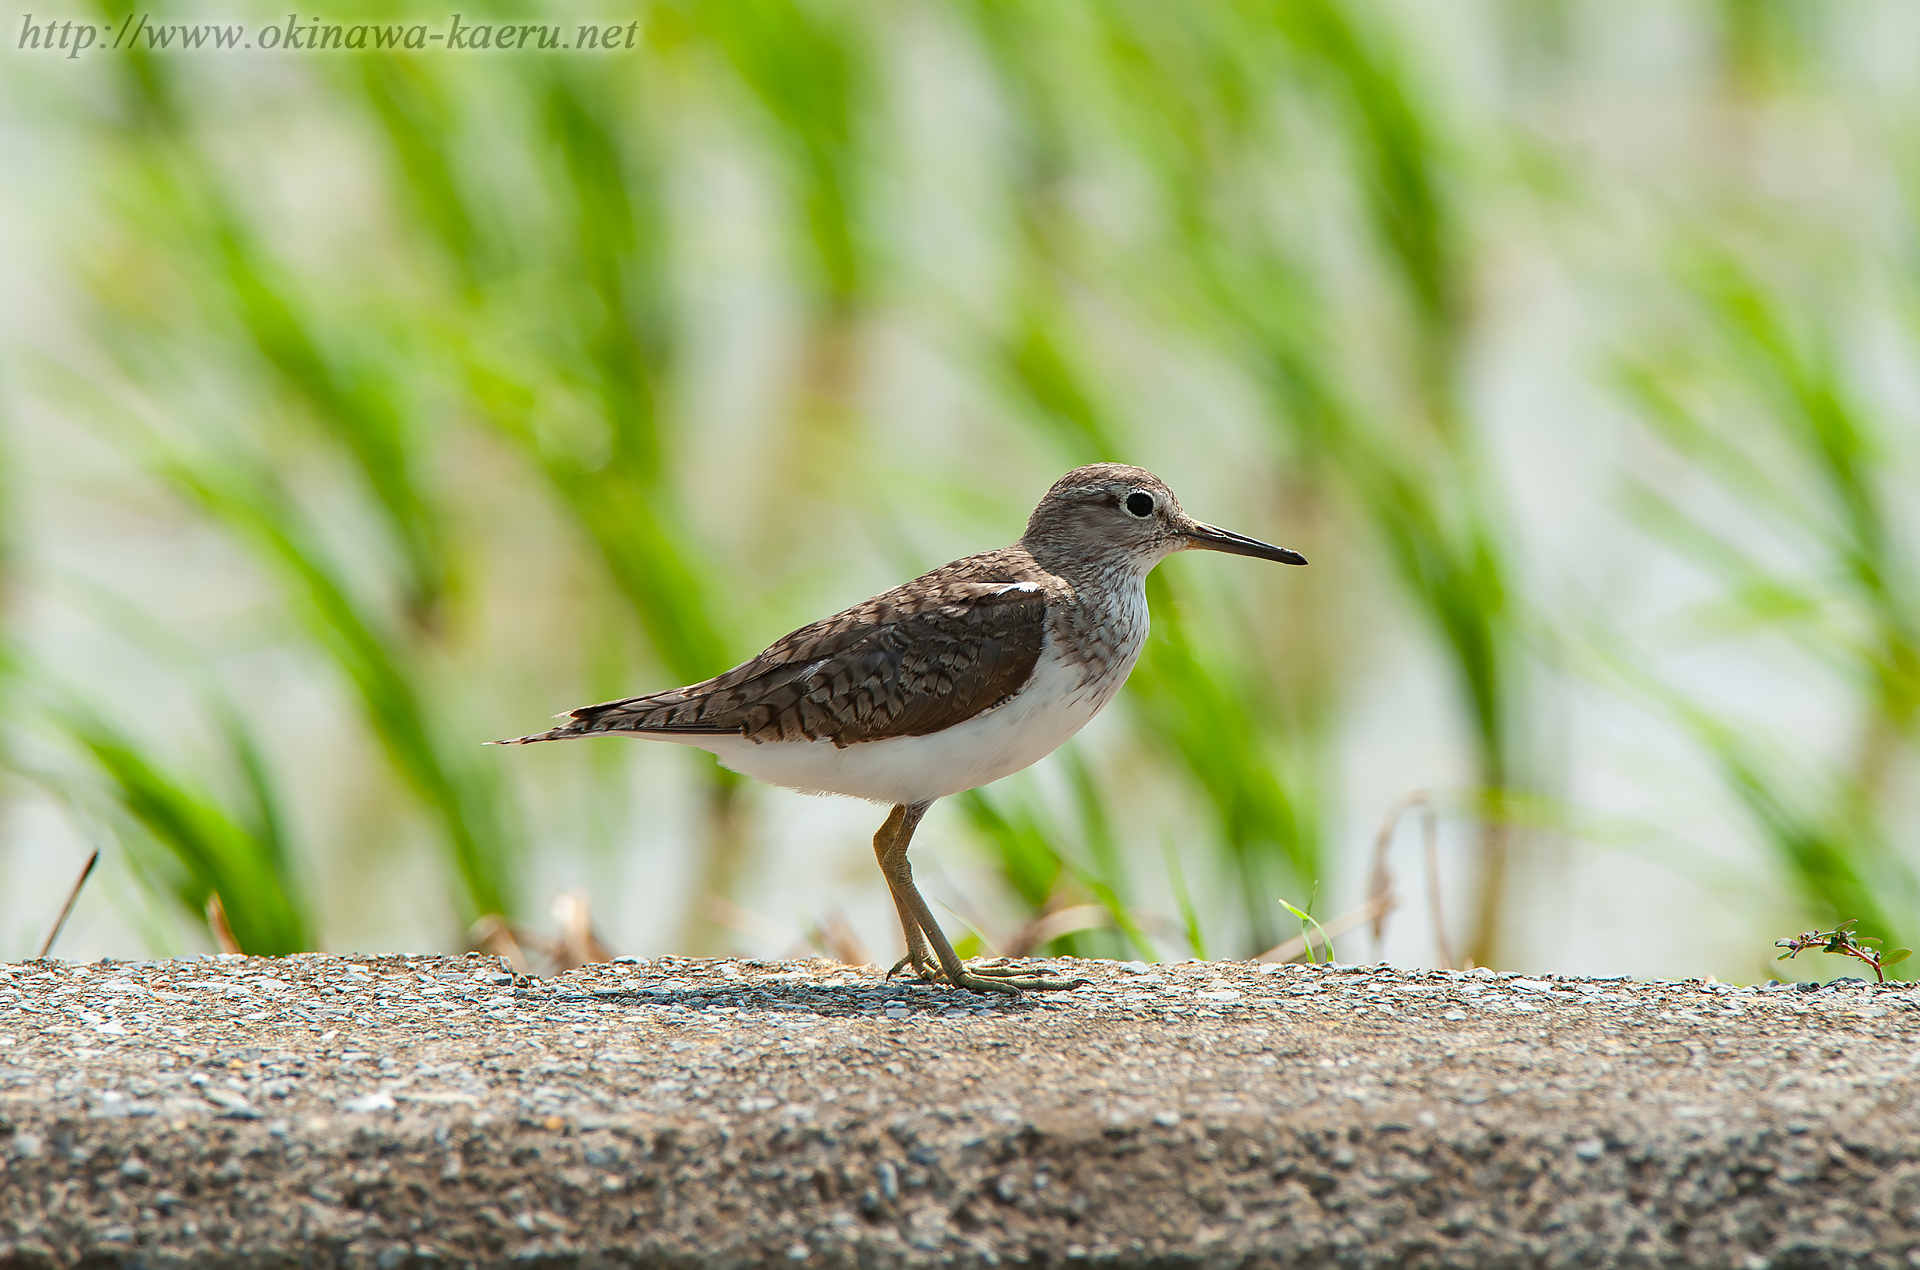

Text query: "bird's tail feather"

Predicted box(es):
[485, 727, 572, 746]
[487, 701, 631, 746]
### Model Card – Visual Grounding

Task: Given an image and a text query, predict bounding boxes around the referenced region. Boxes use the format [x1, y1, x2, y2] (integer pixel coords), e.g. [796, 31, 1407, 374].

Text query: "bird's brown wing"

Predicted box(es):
[515, 577, 1050, 748]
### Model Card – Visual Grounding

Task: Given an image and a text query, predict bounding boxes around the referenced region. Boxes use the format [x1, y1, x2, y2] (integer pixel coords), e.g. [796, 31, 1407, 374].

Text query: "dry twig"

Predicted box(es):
[549, 890, 612, 970]
[1367, 792, 1452, 969]
[805, 908, 871, 967]
[37, 849, 100, 958]
[204, 891, 243, 955]
[1003, 903, 1111, 957]
[470, 913, 533, 975]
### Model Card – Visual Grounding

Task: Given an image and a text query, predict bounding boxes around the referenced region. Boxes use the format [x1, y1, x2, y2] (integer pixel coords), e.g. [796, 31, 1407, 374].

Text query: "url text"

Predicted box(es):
[16, 13, 643, 58]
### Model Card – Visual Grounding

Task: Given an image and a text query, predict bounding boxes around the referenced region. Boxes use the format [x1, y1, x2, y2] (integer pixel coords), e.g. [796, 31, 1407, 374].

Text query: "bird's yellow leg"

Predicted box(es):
[873, 801, 1087, 995]
[874, 804, 939, 981]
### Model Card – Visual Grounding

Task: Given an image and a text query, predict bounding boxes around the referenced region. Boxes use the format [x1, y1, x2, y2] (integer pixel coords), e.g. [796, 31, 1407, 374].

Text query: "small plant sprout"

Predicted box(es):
[1774, 919, 1912, 984]
[1278, 894, 1334, 966]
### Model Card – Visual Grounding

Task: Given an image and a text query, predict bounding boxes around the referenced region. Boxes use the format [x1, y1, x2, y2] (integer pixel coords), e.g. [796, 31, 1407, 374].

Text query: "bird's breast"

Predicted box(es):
[1049, 573, 1152, 700]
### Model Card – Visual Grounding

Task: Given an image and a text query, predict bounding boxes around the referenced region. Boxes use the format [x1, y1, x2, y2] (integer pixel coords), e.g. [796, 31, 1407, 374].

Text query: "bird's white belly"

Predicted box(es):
[666, 640, 1137, 806]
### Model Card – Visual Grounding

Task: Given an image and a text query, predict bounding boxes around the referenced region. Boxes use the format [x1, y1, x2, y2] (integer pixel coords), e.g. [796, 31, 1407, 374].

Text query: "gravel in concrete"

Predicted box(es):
[3, 954, 1919, 1267]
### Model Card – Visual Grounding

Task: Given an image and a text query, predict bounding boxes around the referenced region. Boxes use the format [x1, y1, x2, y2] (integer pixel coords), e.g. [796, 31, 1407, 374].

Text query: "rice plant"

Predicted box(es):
[1616, 253, 1920, 970]
[56, 1, 519, 932]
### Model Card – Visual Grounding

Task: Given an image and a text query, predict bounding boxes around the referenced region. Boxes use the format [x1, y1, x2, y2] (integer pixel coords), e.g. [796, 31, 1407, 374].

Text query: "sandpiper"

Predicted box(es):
[495, 464, 1306, 993]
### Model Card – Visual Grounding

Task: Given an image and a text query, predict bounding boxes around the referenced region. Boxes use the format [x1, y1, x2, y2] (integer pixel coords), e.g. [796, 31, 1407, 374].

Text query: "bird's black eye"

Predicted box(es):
[1125, 492, 1154, 518]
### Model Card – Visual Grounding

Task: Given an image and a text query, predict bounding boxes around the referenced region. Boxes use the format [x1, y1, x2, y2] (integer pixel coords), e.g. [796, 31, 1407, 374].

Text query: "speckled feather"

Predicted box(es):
[512, 548, 1068, 748]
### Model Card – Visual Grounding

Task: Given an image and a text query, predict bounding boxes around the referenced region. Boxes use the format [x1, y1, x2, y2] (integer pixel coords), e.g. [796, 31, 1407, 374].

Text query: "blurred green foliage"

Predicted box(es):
[59, 699, 309, 956]
[2, 0, 1915, 977]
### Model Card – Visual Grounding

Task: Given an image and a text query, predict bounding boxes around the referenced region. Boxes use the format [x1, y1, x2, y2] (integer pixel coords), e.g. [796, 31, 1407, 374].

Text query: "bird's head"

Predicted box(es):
[1020, 463, 1307, 577]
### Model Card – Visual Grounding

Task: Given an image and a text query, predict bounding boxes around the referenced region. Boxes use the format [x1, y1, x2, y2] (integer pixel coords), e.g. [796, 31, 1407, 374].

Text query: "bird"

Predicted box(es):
[494, 464, 1306, 993]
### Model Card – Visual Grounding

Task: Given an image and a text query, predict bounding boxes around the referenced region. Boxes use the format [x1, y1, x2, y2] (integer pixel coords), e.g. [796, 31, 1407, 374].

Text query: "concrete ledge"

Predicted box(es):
[2, 954, 1918, 1267]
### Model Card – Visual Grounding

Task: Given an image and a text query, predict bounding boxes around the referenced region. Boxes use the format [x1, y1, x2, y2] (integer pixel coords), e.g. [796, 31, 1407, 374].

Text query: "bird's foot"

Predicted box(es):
[886, 952, 940, 983]
[885, 949, 1086, 994]
[937, 958, 1090, 995]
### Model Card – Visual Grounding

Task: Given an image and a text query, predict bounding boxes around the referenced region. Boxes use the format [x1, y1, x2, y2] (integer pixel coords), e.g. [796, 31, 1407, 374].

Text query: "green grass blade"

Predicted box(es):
[1163, 833, 1208, 962]
[689, 0, 867, 309]
[957, 785, 1062, 913]
[167, 457, 515, 921]
[54, 704, 310, 955]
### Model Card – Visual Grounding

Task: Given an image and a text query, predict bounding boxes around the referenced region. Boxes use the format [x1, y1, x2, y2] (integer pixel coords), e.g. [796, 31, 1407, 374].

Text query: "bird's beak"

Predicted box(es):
[1180, 520, 1308, 566]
